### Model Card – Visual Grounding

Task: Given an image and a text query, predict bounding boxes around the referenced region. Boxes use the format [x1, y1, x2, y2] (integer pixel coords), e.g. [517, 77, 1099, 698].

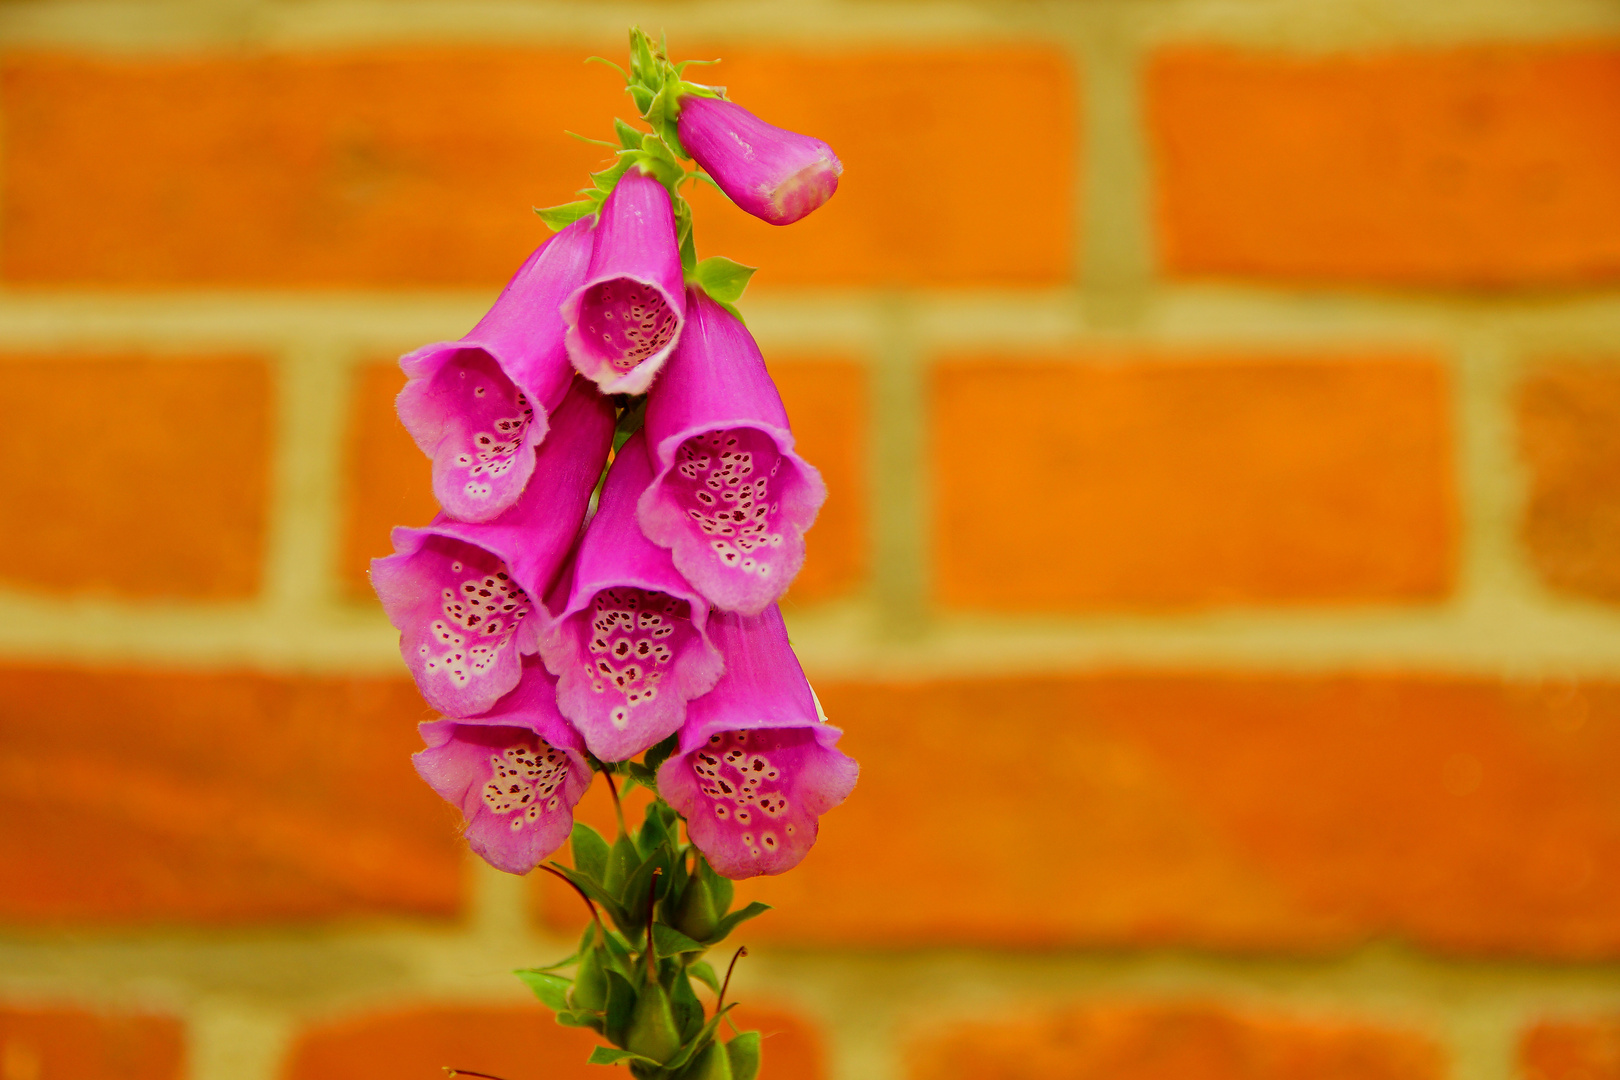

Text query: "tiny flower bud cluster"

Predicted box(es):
[375, 28, 858, 1080]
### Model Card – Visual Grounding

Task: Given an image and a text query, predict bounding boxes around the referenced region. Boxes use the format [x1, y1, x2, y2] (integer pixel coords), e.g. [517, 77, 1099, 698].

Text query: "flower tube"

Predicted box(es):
[657, 605, 857, 878]
[372, 378, 614, 717]
[540, 429, 724, 762]
[638, 288, 826, 615]
[676, 96, 842, 226]
[414, 658, 594, 875]
[397, 218, 594, 521]
[562, 170, 687, 395]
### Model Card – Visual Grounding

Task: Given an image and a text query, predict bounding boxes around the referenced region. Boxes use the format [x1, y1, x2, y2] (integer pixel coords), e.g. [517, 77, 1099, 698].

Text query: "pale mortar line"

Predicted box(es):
[261, 339, 351, 618]
[186, 1002, 294, 1080]
[869, 296, 930, 640]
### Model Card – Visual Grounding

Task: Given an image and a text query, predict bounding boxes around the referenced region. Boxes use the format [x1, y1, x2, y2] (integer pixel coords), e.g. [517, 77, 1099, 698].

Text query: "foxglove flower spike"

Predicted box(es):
[562, 169, 687, 395]
[397, 218, 594, 521]
[657, 605, 857, 878]
[639, 289, 826, 614]
[676, 96, 843, 226]
[414, 658, 593, 875]
[372, 378, 614, 717]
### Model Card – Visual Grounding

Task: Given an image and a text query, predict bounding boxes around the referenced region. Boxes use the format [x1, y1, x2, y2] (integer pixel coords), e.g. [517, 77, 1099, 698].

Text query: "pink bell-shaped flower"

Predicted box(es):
[676, 96, 842, 226]
[414, 658, 594, 875]
[396, 218, 593, 522]
[540, 429, 724, 762]
[562, 170, 687, 396]
[372, 378, 614, 717]
[638, 288, 826, 615]
[657, 605, 857, 878]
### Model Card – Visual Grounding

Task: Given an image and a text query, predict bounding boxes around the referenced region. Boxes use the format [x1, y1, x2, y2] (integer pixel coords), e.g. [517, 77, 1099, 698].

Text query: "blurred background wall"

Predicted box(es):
[4, 0, 1620, 1077]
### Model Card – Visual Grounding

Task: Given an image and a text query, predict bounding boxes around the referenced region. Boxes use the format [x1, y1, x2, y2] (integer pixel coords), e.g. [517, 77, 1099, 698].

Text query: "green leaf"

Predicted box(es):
[615, 118, 645, 151]
[727, 1031, 762, 1080]
[605, 969, 637, 1047]
[691, 257, 757, 305]
[554, 1009, 601, 1030]
[535, 199, 596, 231]
[644, 734, 680, 774]
[571, 822, 610, 884]
[605, 833, 640, 894]
[696, 854, 733, 916]
[708, 902, 770, 944]
[660, 1003, 735, 1073]
[652, 923, 706, 958]
[589, 155, 635, 194]
[669, 965, 705, 1042]
[588, 1046, 662, 1068]
[636, 802, 673, 859]
[514, 969, 572, 1011]
[689, 960, 721, 995]
[584, 55, 629, 80]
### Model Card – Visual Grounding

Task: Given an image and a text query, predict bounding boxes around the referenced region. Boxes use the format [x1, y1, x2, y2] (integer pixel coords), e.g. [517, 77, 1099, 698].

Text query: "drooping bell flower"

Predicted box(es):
[396, 218, 594, 522]
[676, 96, 842, 226]
[414, 658, 593, 875]
[561, 169, 686, 396]
[540, 428, 724, 762]
[657, 605, 857, 878]
[372, 378, 614, 717]
[638, 288, 826, 615]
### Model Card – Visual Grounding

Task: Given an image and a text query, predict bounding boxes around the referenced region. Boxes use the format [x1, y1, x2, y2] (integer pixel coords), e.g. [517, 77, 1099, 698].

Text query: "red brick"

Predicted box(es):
[282, 1003, 819, 1080]
[932, 356, 1453, 611]
[909, 1003, 1442, 1080]
[684, 46, 1076, 288]
[729, 674, 1620, 956]
[0, 1005, 184, 1080]
[341, 362, 437, 600]
[0, 47, 1074, 288]
[1521, 1018, 1620, 1080]
[1518, 362, 1620, 603]
[0, 354, 270, 600]
[0, 665, 460, 924]
[771, 358, 868, 604]
[1150, 45, 1620, 286]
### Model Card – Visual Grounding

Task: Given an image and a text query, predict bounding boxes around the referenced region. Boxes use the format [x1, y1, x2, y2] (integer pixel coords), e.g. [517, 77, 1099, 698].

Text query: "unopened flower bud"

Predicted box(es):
[687, 1040, 735, 1080]
[673, 871, 719, 942]
[569, 943, 608, 1012]
[676, 96, 842, 226]
[626, 979, 682, 1063]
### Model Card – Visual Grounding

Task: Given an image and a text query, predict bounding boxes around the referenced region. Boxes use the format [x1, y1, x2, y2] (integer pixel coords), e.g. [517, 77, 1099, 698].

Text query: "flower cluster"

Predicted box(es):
[375, 40, 857, 1080]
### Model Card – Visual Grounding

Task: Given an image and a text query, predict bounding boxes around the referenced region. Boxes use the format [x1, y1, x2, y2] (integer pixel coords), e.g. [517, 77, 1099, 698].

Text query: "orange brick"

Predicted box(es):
[0, 354, 270, 600]
[771, 358, 868, 604]
[909, 1003, 1442, 1080]
[0, 46, 1074, 288]
[1150, 45, 1620, 286]
[341, 362, 437, 600]
[0, 1005, 185, 1080]
[1521, 1018, 1620, 1080]
[0, 665, 460, 924]
[1518, 362, 1620, 604]
[729, 674, 1620, 956]
[282, 1003, 819, 1080]
[685, 46, 1077, 288]
[932, 356, 1453, 611]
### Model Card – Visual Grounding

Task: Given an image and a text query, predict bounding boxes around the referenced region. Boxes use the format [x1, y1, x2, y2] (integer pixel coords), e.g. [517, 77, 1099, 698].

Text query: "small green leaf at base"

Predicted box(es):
[588, 1046, 663, 1068]
[514, 970, 571, 1011]
[707, 901, 771, 944]
[535, 199, 597, 231]
[571, 822, 610, 884]
[689, 960, 721, 995]
[690, 257, 757, 305]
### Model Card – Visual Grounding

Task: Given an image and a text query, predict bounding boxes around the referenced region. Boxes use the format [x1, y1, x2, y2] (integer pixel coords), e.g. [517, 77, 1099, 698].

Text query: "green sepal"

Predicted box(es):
[624, 761, 659, 793]
[605, 833, 640, 894]
[535, 199, 596, 232]
[615, 117, 645, 150]
[706, 901, 770, 944]
[669, 969, 706, 1043]
[690, 256, 756, 305]
[588, 154, 635, 195]
[636, 802, 675, 859]
[644, 733, 680, 774]
[555, 1009, 602, 1030]
[589, 1046, 663, 1068]
[660, 1003, 736, 1073]
[626, 976, 682, 1063]
[605, 969, 637, 1047]
[571, 822, 610, 884]
[688, 960, 721, 995]
[652, 923, 706, 958]
[726, 1031, 762, 1080]
[514, 969, 572, 1012]
[684, 1039, 734, 1080]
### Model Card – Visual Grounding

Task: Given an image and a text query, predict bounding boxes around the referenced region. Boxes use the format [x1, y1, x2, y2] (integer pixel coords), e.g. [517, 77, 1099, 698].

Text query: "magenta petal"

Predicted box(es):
[638, 289, 826, 615]
[397, 219, 594, 521]
[372, 378, 614, 716]
[656, 606, 857, 878]
[676, 97, 842, 226]
[414, 660, 593, 875]
[562, 170, 687, 396]
[539, 429, 723, 762]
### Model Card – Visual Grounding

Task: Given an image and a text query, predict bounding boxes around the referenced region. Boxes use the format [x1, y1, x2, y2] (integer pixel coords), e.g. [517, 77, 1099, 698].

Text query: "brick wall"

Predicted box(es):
[3, 2, 1620, 1079]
